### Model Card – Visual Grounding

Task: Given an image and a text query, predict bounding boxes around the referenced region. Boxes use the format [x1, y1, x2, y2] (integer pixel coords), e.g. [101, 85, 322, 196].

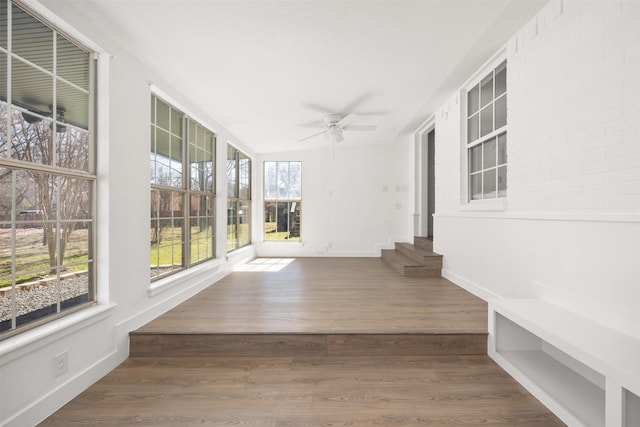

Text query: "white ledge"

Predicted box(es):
[0, 303, 116, 363]
[436, 211, 640, 223]
[148, 259, 226, 297]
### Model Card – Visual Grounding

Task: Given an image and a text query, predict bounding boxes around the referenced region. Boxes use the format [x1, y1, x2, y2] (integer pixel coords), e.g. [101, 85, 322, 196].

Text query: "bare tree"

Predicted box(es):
[5, 107, 90, 271]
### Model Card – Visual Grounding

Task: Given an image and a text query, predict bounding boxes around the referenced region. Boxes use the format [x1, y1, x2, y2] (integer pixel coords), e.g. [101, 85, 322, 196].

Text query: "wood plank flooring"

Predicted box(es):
[40, 258, 565, 426]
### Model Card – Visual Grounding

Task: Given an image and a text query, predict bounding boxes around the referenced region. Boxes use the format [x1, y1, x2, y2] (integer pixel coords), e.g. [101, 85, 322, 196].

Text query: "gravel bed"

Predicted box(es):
[0, 274, 89, 321]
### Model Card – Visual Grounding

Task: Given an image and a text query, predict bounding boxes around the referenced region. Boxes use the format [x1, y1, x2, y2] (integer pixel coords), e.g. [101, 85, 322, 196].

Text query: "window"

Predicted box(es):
[150, 95, 215, 280]
[227, 145, 251, 251]
[0, 1, 96, 337]
[264, 161, 300, 241]
[466, 60, 507, 200]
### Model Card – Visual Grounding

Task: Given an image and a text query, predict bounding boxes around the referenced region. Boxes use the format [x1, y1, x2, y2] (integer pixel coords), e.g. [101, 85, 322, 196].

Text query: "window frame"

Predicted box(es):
[263, 161, 301, 242]
[464, 57, 508, 202]
[0, 0, 98, 339]
[226, 144, 251, 252]
[150, 94, 216, 281]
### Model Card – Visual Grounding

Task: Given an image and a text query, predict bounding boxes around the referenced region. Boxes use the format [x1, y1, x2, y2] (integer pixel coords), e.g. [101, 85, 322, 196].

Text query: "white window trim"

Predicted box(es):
[460, 49, 508, 210]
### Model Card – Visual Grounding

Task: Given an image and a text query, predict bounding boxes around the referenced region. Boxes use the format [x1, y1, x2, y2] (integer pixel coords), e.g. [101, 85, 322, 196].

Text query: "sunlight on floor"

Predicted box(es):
[232, 258, 295, 272]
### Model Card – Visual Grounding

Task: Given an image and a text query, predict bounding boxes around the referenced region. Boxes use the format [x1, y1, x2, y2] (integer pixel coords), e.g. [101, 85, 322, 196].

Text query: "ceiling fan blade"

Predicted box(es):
[343, 125, 377, 131]
[337, 113, 358, 128]
[299, 122, 326, 129]
[297, 129, 327, 142]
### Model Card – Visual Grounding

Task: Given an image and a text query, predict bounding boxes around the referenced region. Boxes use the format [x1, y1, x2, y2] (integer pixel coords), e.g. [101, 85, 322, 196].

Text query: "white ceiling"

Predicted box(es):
[45, 0, 547, 154]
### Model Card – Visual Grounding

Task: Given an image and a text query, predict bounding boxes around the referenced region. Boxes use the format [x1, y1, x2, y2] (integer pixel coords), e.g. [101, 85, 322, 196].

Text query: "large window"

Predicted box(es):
[467, 60, 507, 200]
[264, 161, 300, 241]
[150, 95, 215, 280]
[227, 145, 251, 251]
[0, 1, 96, 337]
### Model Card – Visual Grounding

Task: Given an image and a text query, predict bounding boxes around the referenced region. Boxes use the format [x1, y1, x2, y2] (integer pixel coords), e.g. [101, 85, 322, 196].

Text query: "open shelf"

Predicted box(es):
[489, 299, 640, 427]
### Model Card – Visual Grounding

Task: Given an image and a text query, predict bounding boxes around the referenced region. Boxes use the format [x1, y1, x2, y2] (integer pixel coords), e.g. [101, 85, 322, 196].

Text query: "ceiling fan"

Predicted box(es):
[298, 113, 377, 143]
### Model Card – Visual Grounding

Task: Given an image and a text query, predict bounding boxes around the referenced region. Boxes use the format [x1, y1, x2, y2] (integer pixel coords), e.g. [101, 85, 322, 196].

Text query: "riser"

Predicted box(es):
[413, 237, 433, 251]
[129, 333, 488, 358]
[395, 243, 442, 266]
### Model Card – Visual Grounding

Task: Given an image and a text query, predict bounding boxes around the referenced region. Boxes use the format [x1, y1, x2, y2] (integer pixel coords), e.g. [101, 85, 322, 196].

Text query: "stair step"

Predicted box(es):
[395, 242, 442, 267]
[413, 236, 433, 251]
[381, 249, 441, 277]
[129, 332, 487, 357]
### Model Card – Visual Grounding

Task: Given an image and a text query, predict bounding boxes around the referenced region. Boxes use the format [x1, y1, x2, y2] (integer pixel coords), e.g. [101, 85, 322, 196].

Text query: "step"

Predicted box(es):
[381, 249, 441, 278]
[413, 236, 433, 251]
[129, 331, 487, 358]
[395, 242, 442, 268]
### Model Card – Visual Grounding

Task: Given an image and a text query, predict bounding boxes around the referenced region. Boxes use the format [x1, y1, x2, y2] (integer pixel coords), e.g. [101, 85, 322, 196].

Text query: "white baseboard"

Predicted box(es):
[441, 268, 500, 302]
[3, 346, 124, 427]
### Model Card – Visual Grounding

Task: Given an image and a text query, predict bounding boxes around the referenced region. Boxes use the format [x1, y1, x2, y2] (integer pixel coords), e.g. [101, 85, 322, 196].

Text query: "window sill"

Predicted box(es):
[460, 198, 507, 212]
[0, 303, 116, 363]
[148, 258, 226, 297]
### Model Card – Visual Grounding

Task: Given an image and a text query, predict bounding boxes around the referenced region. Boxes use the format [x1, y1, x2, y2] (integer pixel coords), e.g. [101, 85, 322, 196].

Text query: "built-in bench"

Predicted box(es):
[488, 299, 640, 427]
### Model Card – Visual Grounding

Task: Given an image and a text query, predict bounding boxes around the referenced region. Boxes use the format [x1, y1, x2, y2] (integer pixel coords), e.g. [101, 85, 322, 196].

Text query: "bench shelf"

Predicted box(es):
[488, 299, 640, 427]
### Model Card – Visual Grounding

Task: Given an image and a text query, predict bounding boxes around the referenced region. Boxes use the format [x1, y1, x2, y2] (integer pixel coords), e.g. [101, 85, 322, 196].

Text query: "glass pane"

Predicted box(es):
[288, 201, 300, 240]
[470, 173, 482, 200]
[483, 138, 496, 169]
[57, 127, 90, 172]
[0, 101, 7, 159]
[467, 114, 478, 143]
[0, 1, 6, 48]
[495, 61, 507, 97]
[151, 97, 156, 123]
[59, 263, 90, 314]
[483, 169, 497, 198]
[469, 145, 482, 173]
[467, 84, 479, 116]
[264, 162, 277, 199]
[264, 201, 278, 240]
[0, 52, 6, 105]
[0, 168, 12, 291]
[14, 224, 56, 281]
[59, 176, 92, 221]
[11, 109, 55, 166]
[239, 154, 250, 200]
[60, 223, 90, 267]
[12, 4, 53, 72]
[480, 73, 493, 108]
[227, 146, 237, 198]
[153, 129, 170, 185]
[238, 200, 250, 247]
[57, 79, 89, 130]
[289, 162, 301, 199]
[277, 162, 289, 199]
[498, 165, 507, 197]
[495, 95, 507, 129]
[12, 59, 54, 118]
[170, 107, 182, 136]
[156, 99, 170, 132]
[497, 133, 507, 165]
[57, 36, 90, 91]
[480, 105, 493, 137]
[227, 199, 237, 252]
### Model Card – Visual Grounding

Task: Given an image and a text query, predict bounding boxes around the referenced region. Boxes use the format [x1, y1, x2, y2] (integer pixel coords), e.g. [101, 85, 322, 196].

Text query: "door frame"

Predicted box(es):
[413, 115, 435, 238]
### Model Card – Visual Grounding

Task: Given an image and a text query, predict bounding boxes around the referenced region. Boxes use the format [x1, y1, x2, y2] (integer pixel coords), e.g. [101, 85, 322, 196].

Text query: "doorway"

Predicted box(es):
[415, 121, 435, 239]
[426, 128, 435, 238]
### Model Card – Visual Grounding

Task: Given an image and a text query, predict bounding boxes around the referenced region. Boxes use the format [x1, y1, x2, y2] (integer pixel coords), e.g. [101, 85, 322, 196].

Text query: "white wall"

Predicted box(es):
[433, 1, 640, 337]
[0, 2, 255, 426]
[256, 141, 414, 258]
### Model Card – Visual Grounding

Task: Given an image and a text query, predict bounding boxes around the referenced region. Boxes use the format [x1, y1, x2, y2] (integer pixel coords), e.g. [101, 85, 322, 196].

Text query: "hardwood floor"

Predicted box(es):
[40, 258, 565, 426]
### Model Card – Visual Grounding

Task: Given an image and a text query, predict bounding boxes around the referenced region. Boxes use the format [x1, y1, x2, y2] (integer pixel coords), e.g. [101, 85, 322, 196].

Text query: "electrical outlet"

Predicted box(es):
[54, 351, 68, 377]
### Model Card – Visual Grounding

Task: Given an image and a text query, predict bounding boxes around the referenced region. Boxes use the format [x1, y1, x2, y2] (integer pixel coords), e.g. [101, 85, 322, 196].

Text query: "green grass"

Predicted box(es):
[264, 221, 300, 241]
[150, 226, 213, 267]
[0, 228, 89, 288]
